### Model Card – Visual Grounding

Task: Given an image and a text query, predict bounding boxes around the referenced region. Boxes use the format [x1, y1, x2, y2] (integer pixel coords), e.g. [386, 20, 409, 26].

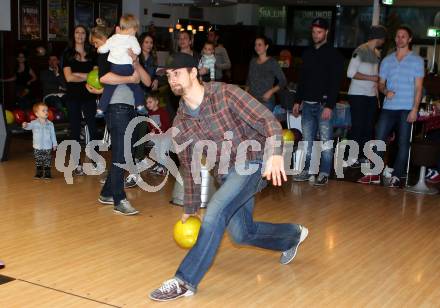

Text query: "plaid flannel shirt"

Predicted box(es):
[172, 82, 283, 214]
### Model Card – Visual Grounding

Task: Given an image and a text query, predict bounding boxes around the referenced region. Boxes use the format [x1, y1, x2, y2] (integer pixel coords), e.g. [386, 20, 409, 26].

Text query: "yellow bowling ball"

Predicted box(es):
[5, 110, 14, 125]
[173, 217, 202, 249]
[282, 129, 295, 142]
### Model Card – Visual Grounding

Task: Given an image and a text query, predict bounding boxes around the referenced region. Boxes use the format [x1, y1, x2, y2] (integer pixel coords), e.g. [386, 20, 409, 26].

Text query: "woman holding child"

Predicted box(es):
[87, 17, 152, 216]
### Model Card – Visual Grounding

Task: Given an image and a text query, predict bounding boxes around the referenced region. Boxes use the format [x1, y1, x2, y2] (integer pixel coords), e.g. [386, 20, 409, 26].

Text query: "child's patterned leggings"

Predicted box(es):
[34, 149, 52, 167]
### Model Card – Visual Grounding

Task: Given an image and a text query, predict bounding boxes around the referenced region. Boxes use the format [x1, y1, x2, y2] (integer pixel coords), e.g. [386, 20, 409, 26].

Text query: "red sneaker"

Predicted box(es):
[357, 174, 381, 184]
[427, 173, 440, 184]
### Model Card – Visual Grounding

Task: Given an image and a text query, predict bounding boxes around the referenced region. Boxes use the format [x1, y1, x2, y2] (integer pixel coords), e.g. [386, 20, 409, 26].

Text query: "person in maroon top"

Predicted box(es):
[146, 93, 170, 133]
[145, 92, 170, 175]
[149, 53, 308, 302]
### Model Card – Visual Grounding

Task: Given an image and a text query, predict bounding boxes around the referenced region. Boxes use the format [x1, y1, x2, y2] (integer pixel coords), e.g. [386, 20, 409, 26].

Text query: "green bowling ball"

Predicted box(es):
[87, 69, 103, 90]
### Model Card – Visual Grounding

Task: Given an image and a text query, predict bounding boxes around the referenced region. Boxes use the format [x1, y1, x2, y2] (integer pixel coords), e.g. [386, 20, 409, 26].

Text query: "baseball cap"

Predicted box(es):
[156, 52, 198, 76]
[311, 18, 329, 30]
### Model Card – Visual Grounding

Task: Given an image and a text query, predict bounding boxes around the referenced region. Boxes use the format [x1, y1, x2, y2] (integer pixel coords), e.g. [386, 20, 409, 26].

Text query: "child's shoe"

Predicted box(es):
[95, 109, 105, 118]
[34, 166, 43, 179]
[42, 167, 52, 179]
[136, 105, 148, 116]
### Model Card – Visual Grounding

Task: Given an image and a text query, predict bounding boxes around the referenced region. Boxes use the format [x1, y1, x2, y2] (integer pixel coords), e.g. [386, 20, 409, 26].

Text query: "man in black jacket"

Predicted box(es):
[292, 18, 344, 186]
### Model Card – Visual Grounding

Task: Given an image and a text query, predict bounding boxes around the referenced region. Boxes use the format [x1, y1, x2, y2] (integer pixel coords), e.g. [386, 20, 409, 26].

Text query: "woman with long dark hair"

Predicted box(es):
[138, 32, 158, 94]
[62, 25, 98, 175]
[246, 35, 287, 112]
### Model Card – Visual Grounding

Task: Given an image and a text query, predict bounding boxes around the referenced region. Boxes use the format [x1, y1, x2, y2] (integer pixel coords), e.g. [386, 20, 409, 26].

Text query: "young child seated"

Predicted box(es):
[96, 14, 147, 117]
[145, 93, 171, 175]
[198, 42, 216, 82]
[22, 102, 57, 179]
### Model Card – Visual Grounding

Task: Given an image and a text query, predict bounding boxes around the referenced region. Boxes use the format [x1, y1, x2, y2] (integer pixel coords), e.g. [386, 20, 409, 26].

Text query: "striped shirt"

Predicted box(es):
[173, 82, 283, 214]
[379, 51, 424, 110]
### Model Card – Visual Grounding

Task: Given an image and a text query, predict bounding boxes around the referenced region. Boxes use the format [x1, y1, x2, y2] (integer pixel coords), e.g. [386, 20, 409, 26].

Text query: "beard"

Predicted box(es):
[396, 42, 408, 49]
[170, 84, 184, 96]
[313, 36, 326, 45]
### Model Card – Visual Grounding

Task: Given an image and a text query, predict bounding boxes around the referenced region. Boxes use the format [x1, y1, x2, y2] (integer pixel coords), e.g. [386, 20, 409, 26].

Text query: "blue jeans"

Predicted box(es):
[175, 161, 302, 291]
[264, 96, 276, 112]
[255, 96, 275, 112]
[375, 109, 412, 178]
[100, 104, 135, 205]
[301, 103, 334, 176]
[348, 95, 377, 159]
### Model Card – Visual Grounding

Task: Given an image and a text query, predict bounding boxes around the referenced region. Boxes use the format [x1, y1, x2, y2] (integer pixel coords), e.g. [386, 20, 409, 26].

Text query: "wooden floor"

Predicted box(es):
[1, 137, 440, 307]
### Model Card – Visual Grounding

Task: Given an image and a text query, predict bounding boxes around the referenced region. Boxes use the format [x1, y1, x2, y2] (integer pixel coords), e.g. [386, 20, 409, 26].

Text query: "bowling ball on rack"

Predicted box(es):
[54, 110, 64, 122]
[282, 129, 295, 142]
[12, 109, 26, 124]
[5, 110, 14, 125]
[47, 108, 55, 121]
[26, 110, 37, 122]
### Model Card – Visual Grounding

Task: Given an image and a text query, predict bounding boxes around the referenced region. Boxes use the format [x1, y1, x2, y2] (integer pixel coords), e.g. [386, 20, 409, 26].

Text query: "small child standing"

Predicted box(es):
[96, 14, 147, 117]
[146, 93, 170, 134]
[198, 42, 216, 82]
[146, 93, 171, 175]
[22, 102, 57, 179]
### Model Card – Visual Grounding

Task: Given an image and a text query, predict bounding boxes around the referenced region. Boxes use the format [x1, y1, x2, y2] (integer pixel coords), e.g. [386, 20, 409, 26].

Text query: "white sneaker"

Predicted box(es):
[139, 158, 155, 172]
[428, 169, 439, 180]
[73, 165, 84, 176]
[383, 166, 394, 179]
[425, 168, 434, 179]
[124, 174, 139, 188]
